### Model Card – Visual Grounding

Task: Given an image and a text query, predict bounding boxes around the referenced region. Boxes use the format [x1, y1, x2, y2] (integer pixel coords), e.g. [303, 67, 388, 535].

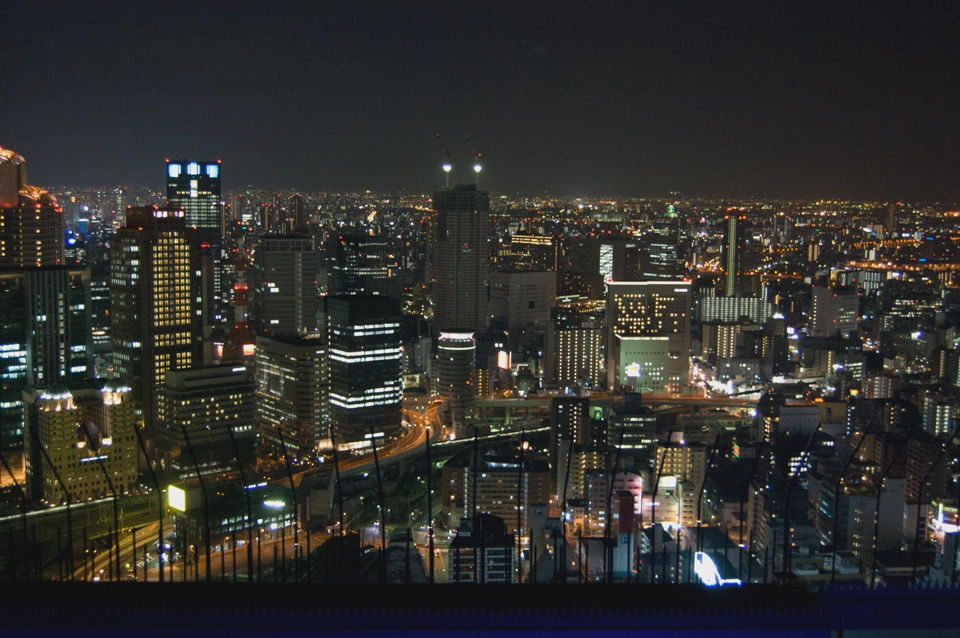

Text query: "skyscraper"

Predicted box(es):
[641, 206, 682, 279]
[431, 185, 489, 333]
[0, 146, 65, 268]
[110, 206, 205, 438]
[252, 235, 320, 335]
[166, 160, 222, 242]
[325, 295, 403, 447]
[166, 160, 225, 323]
[0, 267, 92, 451]
[722, 215, 747, 297]
[255, 333, 329, 459]
[606, 281, 691, 393]
[330, 231, 399, 298]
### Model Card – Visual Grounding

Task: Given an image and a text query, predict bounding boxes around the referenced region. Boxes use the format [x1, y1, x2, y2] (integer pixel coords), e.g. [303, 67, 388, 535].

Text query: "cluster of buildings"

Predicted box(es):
[3, 144, 960, 588]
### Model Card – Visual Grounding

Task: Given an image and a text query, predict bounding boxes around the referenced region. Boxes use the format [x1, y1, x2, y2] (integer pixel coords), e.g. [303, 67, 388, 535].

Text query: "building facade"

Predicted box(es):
[255, 333, 329, 458]
[431, 185, 490, 333]
[606, 281, 691, 393]
[325, 295, 403, 447]
[23, 381, 139, 504]
[110, 206, 205, 439]
[155, 365, 256, 478]
[252, 235, 320, 335]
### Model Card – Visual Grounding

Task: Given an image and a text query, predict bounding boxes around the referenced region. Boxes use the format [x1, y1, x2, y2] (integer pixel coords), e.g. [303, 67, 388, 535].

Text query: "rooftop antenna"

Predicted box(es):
[467, 134, 482, 188]
[436, 134, 452, 187]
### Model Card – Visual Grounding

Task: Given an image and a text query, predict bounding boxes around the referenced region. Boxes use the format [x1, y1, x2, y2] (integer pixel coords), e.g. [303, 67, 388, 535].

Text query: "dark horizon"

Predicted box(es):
[2, 1, 959, 201]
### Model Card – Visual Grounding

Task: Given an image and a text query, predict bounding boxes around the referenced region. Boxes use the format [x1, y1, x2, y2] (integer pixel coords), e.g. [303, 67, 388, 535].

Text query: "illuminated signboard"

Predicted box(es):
[168, 485, 186, 512]
[694, 552, 742, 588]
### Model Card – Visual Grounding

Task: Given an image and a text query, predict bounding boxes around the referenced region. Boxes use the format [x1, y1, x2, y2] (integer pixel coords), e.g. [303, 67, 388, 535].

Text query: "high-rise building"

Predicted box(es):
[641, 207, 682, 279]
[325, 295, 403, 447]
[500, 234, 561, 272]
[252, 235, 320, 335]
[544, 305, 604, 390]
[289, 193, 306, 231]
[811, 285, 859, 337]
[437, 332, 476, 424]
[330, 231, 399, 298]
[549, 396, 591, 494]
[110, 206, 205, 439]
[166, 160, 222, 244]
[155, 365, 256, 478]
[0, 267, 91, 451]
[431, 185, 489, 333]
[23, 380, 139, 503]
[255, 333, 329, 459]
[488, 271, 557, 330]
[166, 160, 224, 324]
[699, 296, 774, 324]
[605, 281, 691, 393]
[722, 215, 746, 297]
[0, 147, 65, 268]
[563, 237, 639, 299]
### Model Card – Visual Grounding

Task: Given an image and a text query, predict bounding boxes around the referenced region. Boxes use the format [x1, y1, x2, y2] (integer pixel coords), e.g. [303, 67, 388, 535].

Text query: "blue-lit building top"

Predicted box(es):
[165, 160, 222, 238]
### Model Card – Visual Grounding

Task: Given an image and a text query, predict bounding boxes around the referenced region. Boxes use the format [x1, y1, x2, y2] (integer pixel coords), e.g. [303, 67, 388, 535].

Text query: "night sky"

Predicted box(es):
[3, 1, 959, 200]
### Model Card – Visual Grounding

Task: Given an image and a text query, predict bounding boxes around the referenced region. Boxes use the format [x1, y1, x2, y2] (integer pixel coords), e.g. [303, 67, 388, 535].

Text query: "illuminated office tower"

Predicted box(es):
[641, 206, 682, 279]
[431, 185, 489, 333]
[166, 160, 225, 323]
[544, 305, 604, 390]
[722, 215, 747, 297]
[438, 332, 476, 424]
[606, 281, 691, 393]
[325, 295, 402, 447]
[255, 333, 329, 459]
[0, 146, 65, 267]
[0, 267, 92, 451]
[156, 365, 256, 478]
[166, 160, 222, 243]
[110, 206, 204, 439]
[330, 231, 399, 298]
[252, 235, 320, 335]
[23, 381, 139, 504]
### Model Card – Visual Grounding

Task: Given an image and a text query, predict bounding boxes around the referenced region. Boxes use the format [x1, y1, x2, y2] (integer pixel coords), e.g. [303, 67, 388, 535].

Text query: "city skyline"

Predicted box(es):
[5, 5, 960, 633]
[3, 2, 960, 200]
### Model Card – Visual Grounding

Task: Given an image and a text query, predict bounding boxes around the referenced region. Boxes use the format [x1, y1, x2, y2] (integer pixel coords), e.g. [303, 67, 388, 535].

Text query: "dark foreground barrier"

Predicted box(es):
[1, 582, 960, 636]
